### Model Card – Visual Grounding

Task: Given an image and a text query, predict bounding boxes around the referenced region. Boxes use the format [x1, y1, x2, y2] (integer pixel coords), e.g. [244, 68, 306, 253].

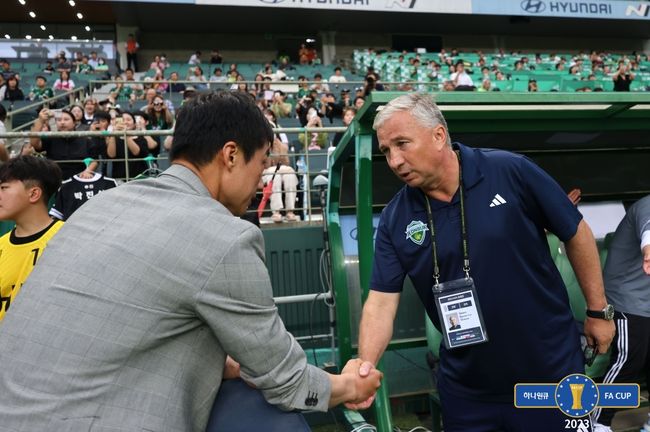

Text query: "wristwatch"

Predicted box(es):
[586, 304, 615, 320]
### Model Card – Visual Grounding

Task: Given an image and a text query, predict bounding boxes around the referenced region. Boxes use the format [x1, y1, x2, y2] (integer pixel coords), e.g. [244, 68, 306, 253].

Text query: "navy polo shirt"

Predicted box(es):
[371, 143, 584, 401]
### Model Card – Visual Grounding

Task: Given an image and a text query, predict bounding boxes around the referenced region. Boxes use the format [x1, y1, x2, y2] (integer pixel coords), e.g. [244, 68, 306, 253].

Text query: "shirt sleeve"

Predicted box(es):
[194, 226, 331, 412]
[632, 197, 650, 243]
[370, 208, 406, 292]
[517, 155, 583, 242]
[49, 188, 64, 220]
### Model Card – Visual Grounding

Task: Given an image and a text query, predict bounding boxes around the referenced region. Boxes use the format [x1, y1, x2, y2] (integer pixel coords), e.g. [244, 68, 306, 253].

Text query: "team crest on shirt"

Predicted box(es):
[405, 220, 429, 245]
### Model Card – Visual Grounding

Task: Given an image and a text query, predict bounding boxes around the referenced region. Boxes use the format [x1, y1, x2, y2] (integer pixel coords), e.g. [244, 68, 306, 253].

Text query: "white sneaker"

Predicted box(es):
[643, 413, 650, 432]
[592, 423, 613, 432]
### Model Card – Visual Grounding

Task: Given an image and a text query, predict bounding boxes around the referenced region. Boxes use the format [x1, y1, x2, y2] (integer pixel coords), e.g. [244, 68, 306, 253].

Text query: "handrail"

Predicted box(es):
[4, 87, 87, 132]
[0, 125, 347, 221]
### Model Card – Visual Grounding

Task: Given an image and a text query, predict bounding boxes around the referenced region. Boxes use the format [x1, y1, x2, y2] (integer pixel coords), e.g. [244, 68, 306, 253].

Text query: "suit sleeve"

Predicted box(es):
[193, 226, 331, 412]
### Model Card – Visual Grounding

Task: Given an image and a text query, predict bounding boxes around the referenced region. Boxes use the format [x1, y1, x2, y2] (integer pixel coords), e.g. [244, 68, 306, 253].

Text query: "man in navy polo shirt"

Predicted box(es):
[350, 93, 615, 431]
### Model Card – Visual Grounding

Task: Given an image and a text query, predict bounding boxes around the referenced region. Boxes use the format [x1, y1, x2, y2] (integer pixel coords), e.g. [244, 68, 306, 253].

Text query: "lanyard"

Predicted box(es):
[423, 150, 471, 289]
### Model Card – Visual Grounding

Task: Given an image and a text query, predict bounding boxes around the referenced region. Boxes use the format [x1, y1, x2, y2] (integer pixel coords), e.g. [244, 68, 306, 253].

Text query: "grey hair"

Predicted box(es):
[372, 93, 451, 146]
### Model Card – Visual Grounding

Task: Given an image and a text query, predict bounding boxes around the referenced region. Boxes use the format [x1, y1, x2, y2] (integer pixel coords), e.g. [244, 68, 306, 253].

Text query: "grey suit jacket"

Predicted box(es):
[0, 164, 330, 432]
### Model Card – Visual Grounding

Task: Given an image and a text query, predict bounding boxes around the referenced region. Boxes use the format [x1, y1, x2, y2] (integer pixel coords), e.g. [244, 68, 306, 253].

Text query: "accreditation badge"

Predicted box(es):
[433, 277, 489, 350]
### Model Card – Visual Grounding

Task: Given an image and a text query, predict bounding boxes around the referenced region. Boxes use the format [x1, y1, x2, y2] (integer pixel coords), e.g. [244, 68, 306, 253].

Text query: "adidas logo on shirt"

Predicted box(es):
[489, 194, 507, 207]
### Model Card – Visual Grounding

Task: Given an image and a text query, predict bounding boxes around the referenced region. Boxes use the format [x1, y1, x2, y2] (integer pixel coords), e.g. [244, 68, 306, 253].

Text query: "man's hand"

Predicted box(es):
[643, 245, 650, 276]
[584, 317, 615, 354]
[223, 356, 241, 380]
[342, 359, 380, 410]
[37, 108, 50, 123]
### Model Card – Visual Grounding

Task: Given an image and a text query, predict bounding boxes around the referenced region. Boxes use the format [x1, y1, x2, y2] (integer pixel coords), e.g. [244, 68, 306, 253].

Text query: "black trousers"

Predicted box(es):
[592, 312, 650, 426]
[126, 52, 138, 71]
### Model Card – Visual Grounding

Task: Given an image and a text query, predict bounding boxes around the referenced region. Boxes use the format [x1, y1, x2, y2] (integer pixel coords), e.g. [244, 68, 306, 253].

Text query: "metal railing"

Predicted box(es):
[3, 87, 87, 133]
[0, 124, 347, 221]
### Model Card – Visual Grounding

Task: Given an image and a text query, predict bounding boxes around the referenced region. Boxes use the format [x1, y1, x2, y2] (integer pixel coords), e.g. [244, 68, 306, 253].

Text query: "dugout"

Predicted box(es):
[326, 91, 650, 432]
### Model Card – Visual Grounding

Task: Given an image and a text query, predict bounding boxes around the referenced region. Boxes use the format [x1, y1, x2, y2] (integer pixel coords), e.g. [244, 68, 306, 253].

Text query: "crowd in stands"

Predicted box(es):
[353, 48, 650, 92]
[2, 45, 649, 223]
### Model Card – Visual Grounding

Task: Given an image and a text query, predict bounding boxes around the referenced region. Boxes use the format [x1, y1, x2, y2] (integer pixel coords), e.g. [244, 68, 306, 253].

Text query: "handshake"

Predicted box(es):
[336, 358, 382, 410]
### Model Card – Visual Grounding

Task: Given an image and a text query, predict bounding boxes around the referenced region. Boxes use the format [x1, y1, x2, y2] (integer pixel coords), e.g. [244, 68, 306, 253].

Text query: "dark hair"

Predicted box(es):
[35, 75, 47, 82]
[0, 104, 6, 122]
[170, 91, 272, 166]
[120, 111, 136, 123]
[0, 156, 62, 203]
[59, 109, 75, 122]
[93, 111, 111, 122]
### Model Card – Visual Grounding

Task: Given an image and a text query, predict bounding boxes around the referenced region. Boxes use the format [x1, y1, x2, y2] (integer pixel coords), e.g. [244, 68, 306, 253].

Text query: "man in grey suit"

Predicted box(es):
[0, 91, 382, 432]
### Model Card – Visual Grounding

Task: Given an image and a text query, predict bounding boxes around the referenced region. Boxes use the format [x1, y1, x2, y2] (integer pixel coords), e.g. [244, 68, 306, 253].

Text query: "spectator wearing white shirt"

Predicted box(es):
[450, 61, 474, 91]
[188, 51, 202, 66]
[328, 67, 347, 84]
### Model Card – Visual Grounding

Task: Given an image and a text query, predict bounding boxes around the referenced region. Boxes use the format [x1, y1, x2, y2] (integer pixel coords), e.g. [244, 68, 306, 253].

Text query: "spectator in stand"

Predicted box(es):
[613, 62, 635, 92]
[320, 92, 341, 124]
[145, 94, 174, 132]
[235, 79, 248, 94]
[80, 98, 97, 128]
[252, 73, 265, 95]
[354, 96, 365, 110]
[299, 109, 329, 151]
[95, 57, 109, 76]
[53, 70, 75, 92]
[310, 73, 330, 94]
[134, 112, 160, 159]
[149, 55, 166, 73]
[152, 69, 168, 93]
[209, 67, 227, 89]
[0, 105, 7, 162]
[105, 111, 149, 180]
[72, 51, 84, 70]
[362, 75, 383, 98]
[188, 66, 208, 90]
[109, 76, 135, 103]
[332, 107, 356, 147]
[298, 43, 310, 65]
[262, 109, 298, 223]
[260, 76, 274, 102]
[88, 51, 100, 69]
[210, 49, 223, 65]
[55, 54, 71, 72]
[188, 51, 202, 66]
[338, 88, 352, 110]
[123, 68, 143, 99]
[141, 88, 174, 114]
[270, 90, 292, 119]
[76, 55, 94, 74]
[297, 75, 309, 99]
[0, 156, 63, 321]
[1, 60, 17, 80]
[169, 71, 186, 93]
[42, 60, 55, 75]
[329, 66, 347, 84]
[296, 91, 322, 127]
[88, 110, 111, 171]
[477, 78, 492, 92]
[28, 75, 54, 102]
[528, 79, 538, 92]
[69, 104, 85, 130]
[495, 70, 506, 81]
[450, 60, 474, 91]
[0, 75, 24, 102]
[30, 108, 99, 180]
[125, 33, 139, 71]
